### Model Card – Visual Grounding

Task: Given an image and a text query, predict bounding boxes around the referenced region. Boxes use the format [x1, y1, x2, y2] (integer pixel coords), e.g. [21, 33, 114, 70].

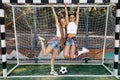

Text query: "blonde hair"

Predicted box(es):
[60, 26, 67, 45]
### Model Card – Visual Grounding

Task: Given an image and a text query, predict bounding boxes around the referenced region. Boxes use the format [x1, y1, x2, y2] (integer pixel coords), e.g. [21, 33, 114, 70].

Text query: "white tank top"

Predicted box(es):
[56, 25, 65, 37]
[67, 22, 77, 34]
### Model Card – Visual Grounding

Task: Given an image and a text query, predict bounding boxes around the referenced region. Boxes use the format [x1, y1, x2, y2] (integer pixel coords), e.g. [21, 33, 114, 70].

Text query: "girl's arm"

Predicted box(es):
[64, 3, 69, 24]
[75, 3, 80, 26]
[50, 4, 59, 26]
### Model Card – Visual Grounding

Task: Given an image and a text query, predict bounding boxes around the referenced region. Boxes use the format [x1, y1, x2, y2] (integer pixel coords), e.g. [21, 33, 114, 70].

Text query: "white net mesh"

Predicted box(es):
[4, 5, 115, 64]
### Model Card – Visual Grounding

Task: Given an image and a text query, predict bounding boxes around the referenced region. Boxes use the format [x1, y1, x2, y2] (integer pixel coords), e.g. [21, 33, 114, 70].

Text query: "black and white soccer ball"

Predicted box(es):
[60, 66, 67, 74]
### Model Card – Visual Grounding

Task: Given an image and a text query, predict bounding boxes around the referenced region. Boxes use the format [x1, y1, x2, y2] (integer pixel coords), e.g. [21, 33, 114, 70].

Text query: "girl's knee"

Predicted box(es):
[70, 54, 76, 59]
[51, 56, 56, 59]
[64, 54, 70, 59]
[43, 52, 49, 56]
[51, 58, 55, 61]
[70, 56, 75, 59]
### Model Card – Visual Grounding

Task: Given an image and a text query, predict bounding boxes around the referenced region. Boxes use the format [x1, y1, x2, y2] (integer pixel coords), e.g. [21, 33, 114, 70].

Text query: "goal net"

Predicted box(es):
[4, 4, 115, 76]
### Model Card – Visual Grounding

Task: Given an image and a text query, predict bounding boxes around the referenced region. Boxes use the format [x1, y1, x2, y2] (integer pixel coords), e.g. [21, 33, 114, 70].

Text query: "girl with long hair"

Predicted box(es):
[39, 4, 67, 75]
[64, 3, 89, 59]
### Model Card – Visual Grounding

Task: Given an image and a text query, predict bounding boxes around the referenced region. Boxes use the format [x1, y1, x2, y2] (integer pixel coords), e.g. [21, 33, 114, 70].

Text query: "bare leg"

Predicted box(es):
[41, 42, 53, 56]
[51, 49, 58, 69]
[50, 49, 58, 75]
[63, 45, 70, 59]
[70, 45, 76, 59]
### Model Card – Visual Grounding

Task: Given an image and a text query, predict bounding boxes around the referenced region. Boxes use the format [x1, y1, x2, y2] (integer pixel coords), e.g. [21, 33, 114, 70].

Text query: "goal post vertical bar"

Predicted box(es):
[0, 2, 7, 77]
[102, 5, 110, 64]
[114, 3, 120, 77]
[33, 7, 38, 63]
[12, 5, 20, 65]
[84, 7, 89, 63]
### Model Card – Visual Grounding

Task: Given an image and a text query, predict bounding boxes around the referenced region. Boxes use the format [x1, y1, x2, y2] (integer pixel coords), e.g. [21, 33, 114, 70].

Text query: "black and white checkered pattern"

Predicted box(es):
[0, 3, 7, 77]
[0, 0, 120, 77]
[114, 3, 120, 77]
[1, 0, 120, 4]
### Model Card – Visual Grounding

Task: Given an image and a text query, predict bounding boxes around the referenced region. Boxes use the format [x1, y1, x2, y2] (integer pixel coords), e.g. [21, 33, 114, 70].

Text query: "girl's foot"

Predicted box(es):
[50, 71, 58, 76]
[78, 47, 89, 56]
[38, 36, 45, 43]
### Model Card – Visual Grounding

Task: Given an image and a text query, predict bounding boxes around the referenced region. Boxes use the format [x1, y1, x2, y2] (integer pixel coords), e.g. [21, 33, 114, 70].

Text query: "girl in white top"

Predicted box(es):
[39, 4, 67, 75]
[63, 3, 79, 59]
[64, 3, 89, 59]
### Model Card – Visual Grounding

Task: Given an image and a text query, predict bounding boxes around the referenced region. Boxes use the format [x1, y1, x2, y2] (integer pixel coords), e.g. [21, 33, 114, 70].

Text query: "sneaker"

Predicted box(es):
[78, 51, 84, 56]
[50, 71, 58, 76]
[78, 47, 89, 56]
[82, 47, 89, 53]
[38, 36, 45, 42]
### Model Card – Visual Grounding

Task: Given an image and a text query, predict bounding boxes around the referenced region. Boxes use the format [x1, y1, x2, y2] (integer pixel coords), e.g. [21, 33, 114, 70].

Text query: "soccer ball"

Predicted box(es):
[60, 66, 67, 74]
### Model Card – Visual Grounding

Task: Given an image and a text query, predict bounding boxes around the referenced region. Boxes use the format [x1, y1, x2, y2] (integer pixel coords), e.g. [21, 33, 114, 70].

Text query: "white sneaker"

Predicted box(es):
[78, 51, 84, 56]
[78, 47, 89, 56]
[82, 47, 89, 53]
[50, 71, 58, 76]
[38, 36, 45, 42]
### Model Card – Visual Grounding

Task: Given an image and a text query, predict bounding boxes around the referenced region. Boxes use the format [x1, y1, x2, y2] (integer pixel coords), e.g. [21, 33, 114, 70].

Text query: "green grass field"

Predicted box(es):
[4, 77, 120, 80]
[0, 77, 118, 80]
[0, 64, 120, 80]
[8, 65, 111, 75]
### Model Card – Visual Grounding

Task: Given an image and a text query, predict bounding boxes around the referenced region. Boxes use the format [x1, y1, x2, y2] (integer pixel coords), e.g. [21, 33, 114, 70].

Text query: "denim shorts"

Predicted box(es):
[48, 37, 60, 50]
[66, 38, 75, 46]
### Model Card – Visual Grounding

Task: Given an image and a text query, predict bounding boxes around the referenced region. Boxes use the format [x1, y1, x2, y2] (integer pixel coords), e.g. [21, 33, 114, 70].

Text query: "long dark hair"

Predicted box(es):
[60, 27, 67, 45]
[59, 17, 67, 45]
[68, 13, 76, 17]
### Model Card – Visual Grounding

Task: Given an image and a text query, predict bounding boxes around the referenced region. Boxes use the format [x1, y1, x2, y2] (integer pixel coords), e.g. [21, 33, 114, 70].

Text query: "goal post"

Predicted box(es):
[0, 0, 120, 78]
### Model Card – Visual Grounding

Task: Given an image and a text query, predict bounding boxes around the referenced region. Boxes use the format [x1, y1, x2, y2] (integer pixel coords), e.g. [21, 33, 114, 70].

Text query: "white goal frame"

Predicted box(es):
[0, 0, 120, 78]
